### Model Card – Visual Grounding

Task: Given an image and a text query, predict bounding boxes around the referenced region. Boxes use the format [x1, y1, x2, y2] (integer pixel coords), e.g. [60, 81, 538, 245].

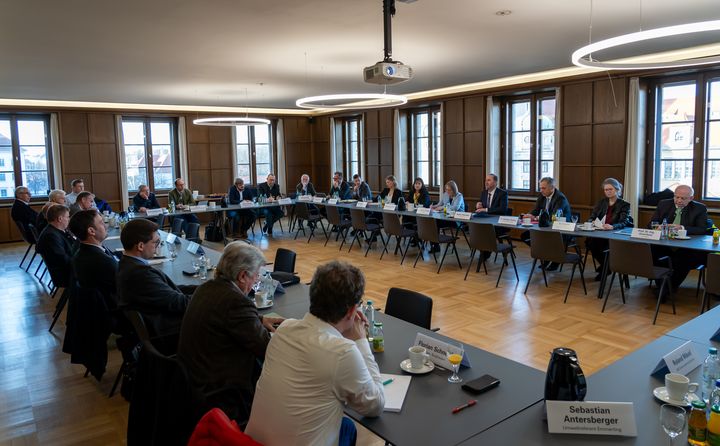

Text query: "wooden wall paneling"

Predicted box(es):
[365, 111, 379, 137]
[0, 208, 11, 242]
[211, 169, 232, 193]
[209, 143, 231, 169]
[593, 78, 627, 124]
[380, 138, 393, 166]
[592, 123, 626, 166]
[444, 99, 464, 133]
[312, 116, 330, 140]
[444, 133, 464, 165]
[189, 170, 212, 194]
[91, 172, 121, 202]
[208, 127, 231, 144]
[186, 120, 210, 144]
[187, 144, 211, 170]
[366, 139, 379, 166]
[464, 96, 485, 132]
[87, 114, 116, 144]
[61, 144, 92, 174]
[463, 166, 483, 199]
[366, 166, 380, 191]
[59, 112, 89, 143]
[379, 165, 394, 184]
[378, 109, 393, 138]
[561, 126, 592, 165]
[464, 132, 484, 165]
[562, 83, 593, 125]
[89, 143, 118, 173]
[561, 166, 592, 206]
[444, 165, 464, 190]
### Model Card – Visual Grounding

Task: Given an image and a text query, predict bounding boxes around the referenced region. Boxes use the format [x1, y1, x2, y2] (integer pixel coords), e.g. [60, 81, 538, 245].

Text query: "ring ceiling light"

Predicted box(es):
[296, 93, 407, 110]
[193, 117, 271, 126]
[572, 20, 720, 70]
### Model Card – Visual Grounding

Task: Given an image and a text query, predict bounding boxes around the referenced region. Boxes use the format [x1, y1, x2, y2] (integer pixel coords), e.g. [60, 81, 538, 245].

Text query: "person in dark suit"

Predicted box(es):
[257, 173, 284, 236]
[69, 191, 95, 216]
[329, 171, 352, 199]
[378, 175, 402, 204]
[406, 177, 431, 208]
[227, 177, 257, 239]
[178, 242, 284, 421]
[69, 209, 118, 304]
[475, 173, 509, 215]
[586, 178, 634, 281]
[36, 205, 76, 288]
[131, 185, 161, 213]
[351, 174, 372, 201]
[648, 185, 710, 292]
[11, 186, 39, 230]
[36, 190, 67, 233]
[117, 219, 194, 337]
[295, 174, 316, 197]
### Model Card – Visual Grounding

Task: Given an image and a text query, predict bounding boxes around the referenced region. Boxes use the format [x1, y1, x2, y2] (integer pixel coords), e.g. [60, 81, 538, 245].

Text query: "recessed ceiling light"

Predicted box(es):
[495, 10, 512, 16]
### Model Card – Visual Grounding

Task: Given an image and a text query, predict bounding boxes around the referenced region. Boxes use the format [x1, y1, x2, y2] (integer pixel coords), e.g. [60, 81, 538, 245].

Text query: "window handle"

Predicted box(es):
[695, 137, 701, 144]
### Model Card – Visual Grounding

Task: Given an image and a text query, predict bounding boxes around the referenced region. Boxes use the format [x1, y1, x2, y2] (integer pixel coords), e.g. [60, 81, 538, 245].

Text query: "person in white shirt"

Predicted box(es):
[246, 261, 385, 446]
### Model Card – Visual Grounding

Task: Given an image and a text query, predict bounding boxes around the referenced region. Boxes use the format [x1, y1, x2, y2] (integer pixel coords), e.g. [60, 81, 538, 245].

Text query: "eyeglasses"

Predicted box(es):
[151, 238, 161, 246]
[674, 195, 691, 201]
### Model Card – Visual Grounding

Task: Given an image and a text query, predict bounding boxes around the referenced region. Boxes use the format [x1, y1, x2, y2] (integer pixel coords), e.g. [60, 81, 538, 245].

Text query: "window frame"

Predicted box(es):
[341, 117, 362, 179]
[234, 123, 274, 186]
[121, 116, 180, 195]
[0, 113, 54, 202]
[408, 107, 442, 190]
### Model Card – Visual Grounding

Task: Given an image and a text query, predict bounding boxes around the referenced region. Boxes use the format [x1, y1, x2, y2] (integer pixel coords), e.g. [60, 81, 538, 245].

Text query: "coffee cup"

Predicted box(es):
[676, 229, 687, 238]
[522, 217, 532, 225]
[255, 291, 270, 308]
[665, 373, 699, 401]
[408, 346, 430, 369]
[208, 201, 216, 208]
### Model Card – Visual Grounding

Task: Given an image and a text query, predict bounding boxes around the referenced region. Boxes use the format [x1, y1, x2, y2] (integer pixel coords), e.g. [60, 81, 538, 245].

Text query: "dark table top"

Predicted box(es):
[666, 303, 720, 347]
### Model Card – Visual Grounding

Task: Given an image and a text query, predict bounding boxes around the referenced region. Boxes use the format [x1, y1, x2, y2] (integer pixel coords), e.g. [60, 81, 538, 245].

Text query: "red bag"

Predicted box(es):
[187, 408, 263, 446]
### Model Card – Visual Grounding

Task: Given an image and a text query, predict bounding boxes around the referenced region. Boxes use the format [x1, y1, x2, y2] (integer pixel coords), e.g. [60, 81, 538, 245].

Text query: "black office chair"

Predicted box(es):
[384, 288, 438, 332]
[185, 223, 201, 244]
[273, 248, 296, 274]
[465, 223, 518, 287]
[701, 253, 720, 314]
[524, 230, 587, 303]
[324, 205, 352, 250]
[293, 202, 327, 243]
[348, 208, 385, 257]
[171, 218, 184, 236]
[414, 216, 462, 273]
[14, 220, 38, 271]
[380, 212, 416, 263]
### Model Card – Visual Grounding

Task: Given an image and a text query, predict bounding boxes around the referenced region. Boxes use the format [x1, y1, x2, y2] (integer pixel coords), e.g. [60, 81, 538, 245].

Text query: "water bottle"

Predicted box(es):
[661, 218, 669, 240]
[556, 209, 563, 221]
[198, 254, 208, 280]
[711, 379, 720, 412]
[363, 301, 375, 338]
[703, 347, 720, 403]
[169, 200, 175, 213]
[371, 322, 384, 352]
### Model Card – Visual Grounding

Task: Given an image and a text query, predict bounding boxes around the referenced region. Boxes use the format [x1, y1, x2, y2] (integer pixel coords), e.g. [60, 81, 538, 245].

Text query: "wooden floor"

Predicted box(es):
[0, 221, 706, 445]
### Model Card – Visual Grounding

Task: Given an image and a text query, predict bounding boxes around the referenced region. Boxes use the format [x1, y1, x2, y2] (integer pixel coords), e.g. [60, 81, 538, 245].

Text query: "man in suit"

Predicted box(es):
[11, 186, 39, 230]
[649, 185, 710, 291]
[132, 184, 161, 213]
[295, 174, 316, 197]
[227, 177, 257, 239]
[69, 209, 118, 304]
[66, 178, 99, 210]
[168, 177, 199, 229]
[351, 174, 372, 201]
[475, 173, 508, 215]
[117, 219, 194, 337]
[69, 191, 95, 216]
[257, 173, 284, 236]
[36, 204, 76, 288]
[329, 171, 352, 199]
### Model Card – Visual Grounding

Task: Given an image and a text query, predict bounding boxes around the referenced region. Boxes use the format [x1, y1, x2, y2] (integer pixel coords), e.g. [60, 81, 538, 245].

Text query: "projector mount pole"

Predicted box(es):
[383, 0, 396, 62]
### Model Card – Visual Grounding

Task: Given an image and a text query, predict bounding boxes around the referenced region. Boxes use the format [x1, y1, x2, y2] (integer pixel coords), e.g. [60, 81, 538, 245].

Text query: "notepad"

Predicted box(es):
[380, 373, 411, 412]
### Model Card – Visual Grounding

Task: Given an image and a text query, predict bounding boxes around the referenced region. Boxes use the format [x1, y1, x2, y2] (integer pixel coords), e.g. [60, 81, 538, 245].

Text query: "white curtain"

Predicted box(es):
[177, 117, 189, 183]
[329, 117, 339, 174]
[485, 96, 501, 182]
[553, 87, 562, 188]
[115, 115, 129, 211]
[276, 119, 287, 194]
[49, 113, 62, 191]
[393, 109, 404, 188]
[624, 77, 646, 224]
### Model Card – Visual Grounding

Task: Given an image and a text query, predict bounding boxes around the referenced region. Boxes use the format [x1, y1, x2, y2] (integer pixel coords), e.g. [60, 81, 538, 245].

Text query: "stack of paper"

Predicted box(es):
[380, 373, 411, 413]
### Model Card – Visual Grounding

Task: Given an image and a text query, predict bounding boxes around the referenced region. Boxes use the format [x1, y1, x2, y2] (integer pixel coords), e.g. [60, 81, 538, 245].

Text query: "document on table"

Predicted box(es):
[380, 373, 411, 412]
[148, 258, 171, 265]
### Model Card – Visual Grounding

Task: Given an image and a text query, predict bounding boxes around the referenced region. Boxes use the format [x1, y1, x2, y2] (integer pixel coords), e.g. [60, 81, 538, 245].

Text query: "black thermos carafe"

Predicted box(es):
[545, 347, 587, 402]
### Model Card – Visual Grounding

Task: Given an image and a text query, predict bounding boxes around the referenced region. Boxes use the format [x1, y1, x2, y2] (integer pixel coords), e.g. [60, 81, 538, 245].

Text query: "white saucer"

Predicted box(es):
[400, 358, 435, 374]
[579, 227, 596, 232]
[652, 386, 699, 406]
[255, 301, 273, 310]
[674, 236, 691, 240]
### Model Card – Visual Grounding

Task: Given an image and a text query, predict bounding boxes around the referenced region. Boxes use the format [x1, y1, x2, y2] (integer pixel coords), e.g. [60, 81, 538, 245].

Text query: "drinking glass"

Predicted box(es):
[167, 242, 176, 261]
[191, 259, 201, 277]
[651, 221, 659, 230]
[446, 344, 464, 383]
[660, 404, 686, 445]
[571, 214, 579, 224]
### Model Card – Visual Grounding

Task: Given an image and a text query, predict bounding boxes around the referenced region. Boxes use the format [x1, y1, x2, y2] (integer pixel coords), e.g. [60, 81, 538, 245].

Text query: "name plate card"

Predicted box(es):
[312, 196, 325, 204]
[416, 207, 431, 215]
[631, 228, 661, 241]
[240, 201, 255, 208]
[414, 333, 471, 369]
[189, 205, 207, 212]
[356, 201, 368, 208]
[164, 233, 177, 244]
[453, 211, 472, 221]
[546, 401, 637, 437]
[298, 195, 313, 202]
[498, 216, 519, 226]
[384, 203, 397, 211]
[146, 208, 164, 217]
[651, 340, 702, 378]
[327, 198, 338, 205]
[552, 221, 577, 232]
[186, 241, 201, 255]
[278, 197, 292, 205]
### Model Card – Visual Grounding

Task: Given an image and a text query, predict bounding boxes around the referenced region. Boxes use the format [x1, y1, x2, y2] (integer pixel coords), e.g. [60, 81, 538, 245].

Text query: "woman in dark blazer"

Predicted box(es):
[378, 175, 403, 204]
[406, 177, 431, 208]
[587, 178, 634, 280]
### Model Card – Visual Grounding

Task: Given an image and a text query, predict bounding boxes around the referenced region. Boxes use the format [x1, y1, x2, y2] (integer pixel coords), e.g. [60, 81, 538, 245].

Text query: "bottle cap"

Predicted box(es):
[711, 347, 718, 355]
[366, 300, 373, 305]
[692, 400, 707, 409]
[716, 379, 720, 388]
[712, 404, 720, 414]
[373, 322, 383, 327]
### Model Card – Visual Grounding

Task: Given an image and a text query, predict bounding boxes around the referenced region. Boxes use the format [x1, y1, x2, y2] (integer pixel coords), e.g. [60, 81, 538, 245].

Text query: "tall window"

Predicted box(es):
[708, 79, 720, 198]
[344, 118, 361, 177]
[235, 124, 273, 185]
[122, 118, 177, 192]
[504, 94, 556, 193]
[410, 109, 441, 188]
[0, 114, 52, 198]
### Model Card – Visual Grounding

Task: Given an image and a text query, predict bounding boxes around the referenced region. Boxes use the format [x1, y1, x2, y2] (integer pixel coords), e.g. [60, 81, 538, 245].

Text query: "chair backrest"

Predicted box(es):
[506, 207, 513, 216]
[156, 213, 166, 230]
[467, 223, 499, 252]
[608, 238, 661, 278]
[385, 287, 433, 330]
[706, 253, 720, 295]
[171, 218, 184, 236]
[381, 212, 403, 236]
[273, 248, 296, 273]
[123, 309, 151, 343]
[27, 223, 41, 245]
[294, 202, 310, 220]
[14, 220, 34, 244]
[415, 216, 440, 244]
[529, 230, 567, 263]
[326, 205, 343, 225]
[350, 209, 368, 230]
[186, 223, 201, 242]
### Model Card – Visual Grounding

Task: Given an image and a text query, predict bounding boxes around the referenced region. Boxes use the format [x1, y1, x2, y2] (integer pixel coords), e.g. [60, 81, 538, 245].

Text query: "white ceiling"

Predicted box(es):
[1, 0, 719, 110]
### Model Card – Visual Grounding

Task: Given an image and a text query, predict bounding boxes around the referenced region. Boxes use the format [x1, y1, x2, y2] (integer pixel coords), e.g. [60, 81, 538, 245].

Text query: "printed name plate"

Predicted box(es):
[298, 195, 312, 202]
[552, 221, 577, 232]
[186, 241, 200, 254]
[414, 333, 471, 369]
[416, 207, 431, 215]
[164, 233, 177, 244]
[651, 340, 702, 378]
[240, 201, 255, 208]
[384, 203, 397, 211]
[312, 196, 324, 204]
[189, 205, 207, 212]
[631, 228, 661, 241]
[498, 216, 519, 225]
[356, 201, 368, 208]
[546, 401, 637, 437]
[278, 197, 292, 205]
[146, 208, 164, 217]
[453, 211, 472, 221]
[327, 198, 338, 205]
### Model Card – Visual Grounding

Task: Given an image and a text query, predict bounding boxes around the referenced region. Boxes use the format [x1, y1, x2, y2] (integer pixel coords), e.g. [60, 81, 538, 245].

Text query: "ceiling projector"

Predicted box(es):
[363, 61, 413, 85]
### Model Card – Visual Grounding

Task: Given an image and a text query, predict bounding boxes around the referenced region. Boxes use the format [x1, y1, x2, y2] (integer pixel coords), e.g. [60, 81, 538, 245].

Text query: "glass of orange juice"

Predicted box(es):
[446, 345, 464, 383]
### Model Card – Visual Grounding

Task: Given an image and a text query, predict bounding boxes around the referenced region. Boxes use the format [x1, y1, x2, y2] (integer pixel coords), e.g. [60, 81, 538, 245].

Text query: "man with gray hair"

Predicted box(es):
[69, 191, 95, 216]
[178, 242, 283, 421]
[11, 186, 38, 229]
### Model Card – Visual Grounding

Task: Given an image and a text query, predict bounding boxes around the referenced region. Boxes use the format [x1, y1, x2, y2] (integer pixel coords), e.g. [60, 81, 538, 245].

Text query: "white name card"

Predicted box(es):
[189, 205, 207, 212]
[240, 201, 255, 208]
[278, 197, 292, 205]
[164, 233, 177, 244]
[416, 207, 431, 215]
[356, 201, 368, 208]
[453, 211, 472, 221]
[298, 195, 312, 202]
[498, 216, 519, 226]
[192, 190, 199, 196]
[186, 241, 200, 254]
[631, 228, 661, 240]
[414, 333, 471, 370]
[651, 340, 702, 378]
[327, 198, 338, 205]
[312, 196, 325, 204]
[552, 221, 577, 232]
[384, 203, 397, 211]
[546, 401, 637, 437]
[593, 217, 605, 229]
[146, 208, 164, 217]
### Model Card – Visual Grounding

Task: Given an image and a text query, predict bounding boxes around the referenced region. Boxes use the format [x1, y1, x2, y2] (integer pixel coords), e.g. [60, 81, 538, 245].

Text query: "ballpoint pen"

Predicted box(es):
[382, 378, 394, 386]
[452, 399, 477, 414]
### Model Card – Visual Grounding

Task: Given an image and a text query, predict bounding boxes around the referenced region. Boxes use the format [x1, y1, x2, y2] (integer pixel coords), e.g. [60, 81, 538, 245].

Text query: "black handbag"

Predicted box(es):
[538, 209, 551, 228]
[204, 223, 224, 242]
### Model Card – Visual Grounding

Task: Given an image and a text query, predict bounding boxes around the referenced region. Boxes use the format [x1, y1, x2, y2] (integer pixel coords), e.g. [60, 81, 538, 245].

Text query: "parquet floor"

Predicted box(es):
[0, 221, 706, 445]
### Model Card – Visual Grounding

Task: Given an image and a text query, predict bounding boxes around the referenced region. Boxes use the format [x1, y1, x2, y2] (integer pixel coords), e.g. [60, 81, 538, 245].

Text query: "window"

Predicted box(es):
[503, 94, 556, 193]
[410, 108, 441, 188]
[121, 118, 178, 192]
[653, 82, 696, 192]
[235, 124, 273, 185]
[343, 118, 361, 178]
[0, 114, 53, 199]
[706, 79, 720, 198]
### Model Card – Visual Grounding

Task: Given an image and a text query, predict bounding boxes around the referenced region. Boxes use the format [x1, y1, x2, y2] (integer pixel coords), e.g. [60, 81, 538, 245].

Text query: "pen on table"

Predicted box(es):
[382, 378, 394, 386]
[452, 400, 477, 414]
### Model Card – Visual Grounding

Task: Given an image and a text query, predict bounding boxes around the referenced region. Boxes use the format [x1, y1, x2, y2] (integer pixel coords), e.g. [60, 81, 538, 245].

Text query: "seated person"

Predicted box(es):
[648, 184, 709, 293]
[406, 177, 431, 208]
[227, 178, 257, 239]
[117, 219, 194, 337]
[329, 171, 352, 199]
[131, 184, 161, 213]
[351, 174, 372, 201]
[168, 177, 200, 230]
[69, 191, 95, 216]
[475, 173, 508, 215]
[69, 209, 118, 304]
[36, 205, 76, 288]
[11, 186, 39, 230]
[178, 242, 284, 421]
[428, 180, 466, 252]
[586, 178, 633, 281]
[258, 173, 284, 236]
[378, 175, 402, 204]
[246, 261, 384, 446]
[295, 174, 316, 197]
[36, 189, 66, 233]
